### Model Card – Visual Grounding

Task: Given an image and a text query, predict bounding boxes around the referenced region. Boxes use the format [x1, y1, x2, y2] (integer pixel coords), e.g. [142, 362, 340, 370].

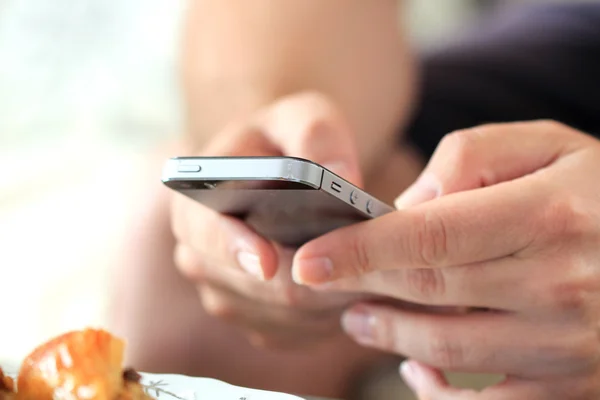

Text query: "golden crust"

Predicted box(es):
[0, 369, 14, 392]
[1, 329, 152, 400]
[0, 369, 16, 399]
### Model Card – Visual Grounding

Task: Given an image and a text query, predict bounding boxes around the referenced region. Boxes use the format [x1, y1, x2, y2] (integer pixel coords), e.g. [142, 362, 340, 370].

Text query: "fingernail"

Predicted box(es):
[341, 308, 377, 345]
[394, 173, 441, 209]
[237, 251, 264, 280]
[292, 257, 333, 285]
[400, 361, 422, 392]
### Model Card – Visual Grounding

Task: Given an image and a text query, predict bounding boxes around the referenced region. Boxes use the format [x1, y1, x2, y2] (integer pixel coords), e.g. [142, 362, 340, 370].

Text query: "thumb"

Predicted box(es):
[399, 360, 548, 400]
[400, 360, 453, 399]
[395, 121, 579, 209]
[257, 92, 363, 187]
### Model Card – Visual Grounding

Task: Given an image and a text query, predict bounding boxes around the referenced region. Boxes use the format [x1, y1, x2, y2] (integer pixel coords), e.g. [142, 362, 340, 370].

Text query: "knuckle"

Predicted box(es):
[411, 211, 450, 266]
[544, 264, 600, 314]
[438, 128, 482, 170]
[535, 119, 567, 132]
[274, 90, 337, 127]
[427, 330, 464, 369]
[199, 287, 236, 320]
[247, 332, 280, 350]
[298, 118, 334, 145]
[349, 236, 374, 274]
[275, 91, 344, 145]
[270, 273, 320, 309]
[375, 313, 402, 352]
[247, 332, 270, 349]
[173, 245, 206, 282]
[548, 279, 588, 313]
[280, 283, 302, 308]
[173, 244, 187, 269]
[539, 193, 592, 241]
[438, 126, 511, 187]
[404, 268, 446, 301]
[293, 90, 335, 109]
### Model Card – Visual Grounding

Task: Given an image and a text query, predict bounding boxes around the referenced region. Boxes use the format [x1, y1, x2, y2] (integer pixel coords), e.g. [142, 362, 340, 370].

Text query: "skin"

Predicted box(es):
[176, 0, 418, 352]
[109, 1, 422, 396]
[108, 101, 423, 397]
[293, 120, 600, 399]
[111, 1, 600, 398]
[180, 0, 416, 174]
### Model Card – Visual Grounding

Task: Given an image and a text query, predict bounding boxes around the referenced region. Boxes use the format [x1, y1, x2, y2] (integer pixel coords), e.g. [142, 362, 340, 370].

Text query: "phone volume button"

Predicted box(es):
[330, 181, 342, 193]
[350, 190, 359, 205]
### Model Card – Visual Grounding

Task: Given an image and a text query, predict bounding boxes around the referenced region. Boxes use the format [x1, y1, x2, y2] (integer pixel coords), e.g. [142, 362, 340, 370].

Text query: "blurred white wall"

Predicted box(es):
[0, 0, 186, 369]
[0, 0, 185, 150]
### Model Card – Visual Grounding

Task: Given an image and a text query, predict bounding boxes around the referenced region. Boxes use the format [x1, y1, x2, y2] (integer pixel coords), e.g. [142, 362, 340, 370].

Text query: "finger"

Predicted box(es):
[293, 176, 548, 284]
[399, 361, 550, 400]
[182, 112, 289, 280]
[172, 118, 280, 280]
[178, 244, 358, 310]
[256, 92, 363, 186]
[197, 284, 342, 343]
[340, 304, 585, 377]
[395, 120, 585, 208]
[400, 360, 452, 397]
[186, 93, 361, 281]
[172, 197, 278, 280]
[310, 263, 508, 310]
[309, 255, 559, 311]
[201, 119, 281, 157]
[264, 246, 366, 310]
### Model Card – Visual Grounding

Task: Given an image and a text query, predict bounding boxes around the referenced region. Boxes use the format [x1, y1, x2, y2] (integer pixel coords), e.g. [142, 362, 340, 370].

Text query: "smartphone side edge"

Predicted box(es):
[161, 157, 323, 189]
[320, 169, 394, 219]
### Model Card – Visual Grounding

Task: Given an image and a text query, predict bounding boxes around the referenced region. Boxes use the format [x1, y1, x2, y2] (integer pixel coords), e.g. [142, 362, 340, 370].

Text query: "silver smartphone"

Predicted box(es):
[162, 156, 394, 246]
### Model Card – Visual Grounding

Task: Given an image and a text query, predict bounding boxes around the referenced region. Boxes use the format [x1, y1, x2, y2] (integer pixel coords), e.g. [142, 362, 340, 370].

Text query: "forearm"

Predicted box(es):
[182, 0, 417, 174]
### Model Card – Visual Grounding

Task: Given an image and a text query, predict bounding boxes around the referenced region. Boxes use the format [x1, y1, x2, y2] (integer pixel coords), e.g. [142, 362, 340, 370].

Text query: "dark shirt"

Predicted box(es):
[406, 2, 600, 159]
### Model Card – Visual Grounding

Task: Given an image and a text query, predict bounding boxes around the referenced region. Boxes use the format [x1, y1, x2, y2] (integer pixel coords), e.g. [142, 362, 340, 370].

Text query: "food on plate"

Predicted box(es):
[0, 329, 152, 400]
[0, 368, 16, 399]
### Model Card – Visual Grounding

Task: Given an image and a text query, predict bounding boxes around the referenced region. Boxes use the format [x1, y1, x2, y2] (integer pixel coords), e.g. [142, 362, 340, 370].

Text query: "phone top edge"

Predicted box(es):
[162, 157, 323, 189]
[170, 156, 318, 164]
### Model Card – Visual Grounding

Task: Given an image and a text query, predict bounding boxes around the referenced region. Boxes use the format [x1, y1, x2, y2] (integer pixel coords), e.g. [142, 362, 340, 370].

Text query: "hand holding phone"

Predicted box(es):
[163, 156, 393, 247]
[167, 92, 380, 350]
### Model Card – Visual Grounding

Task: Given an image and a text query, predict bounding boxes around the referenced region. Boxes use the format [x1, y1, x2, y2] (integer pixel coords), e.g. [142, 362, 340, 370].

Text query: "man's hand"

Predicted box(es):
[171, 92, 370, 348]
[293, 120, 600, 398]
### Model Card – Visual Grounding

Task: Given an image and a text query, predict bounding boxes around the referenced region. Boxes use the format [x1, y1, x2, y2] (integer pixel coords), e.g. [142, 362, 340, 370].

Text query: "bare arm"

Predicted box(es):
[182, 0, 417, 175]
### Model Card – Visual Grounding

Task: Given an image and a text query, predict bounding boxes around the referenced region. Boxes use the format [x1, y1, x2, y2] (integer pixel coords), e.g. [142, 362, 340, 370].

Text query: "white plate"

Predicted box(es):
[4, 369, 310, 400]
[139, 373, 308, 400]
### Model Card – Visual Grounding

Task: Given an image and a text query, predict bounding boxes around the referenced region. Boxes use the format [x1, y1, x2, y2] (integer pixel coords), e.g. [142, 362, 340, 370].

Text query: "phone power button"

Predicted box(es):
[366, 200, 374, 214]
[177, 164, 201, 173]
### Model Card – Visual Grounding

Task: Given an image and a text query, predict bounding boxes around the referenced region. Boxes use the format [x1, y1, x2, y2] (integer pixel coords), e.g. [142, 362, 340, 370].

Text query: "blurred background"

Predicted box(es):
[0, 0, 580, 389]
